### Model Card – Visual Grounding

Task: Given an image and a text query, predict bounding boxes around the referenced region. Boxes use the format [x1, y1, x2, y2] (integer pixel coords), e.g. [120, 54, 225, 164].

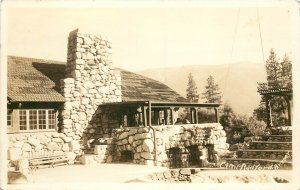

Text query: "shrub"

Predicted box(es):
[247, 116, 267, 136]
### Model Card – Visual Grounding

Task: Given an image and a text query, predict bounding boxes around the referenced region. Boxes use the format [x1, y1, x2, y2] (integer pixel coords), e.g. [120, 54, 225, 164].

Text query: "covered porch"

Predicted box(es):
[101, 101, 221, 128]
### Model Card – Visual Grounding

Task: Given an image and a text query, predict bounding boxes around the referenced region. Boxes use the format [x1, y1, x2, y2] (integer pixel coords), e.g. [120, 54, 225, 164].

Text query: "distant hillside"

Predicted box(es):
[137, 62, 266, 116]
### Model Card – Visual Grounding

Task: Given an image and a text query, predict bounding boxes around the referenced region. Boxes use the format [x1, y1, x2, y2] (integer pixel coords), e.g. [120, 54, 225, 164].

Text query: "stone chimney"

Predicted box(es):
[60, 29, 122, 153]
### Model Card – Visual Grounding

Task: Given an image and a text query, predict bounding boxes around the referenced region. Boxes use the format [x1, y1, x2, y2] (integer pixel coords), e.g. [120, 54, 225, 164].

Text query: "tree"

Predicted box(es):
[265, 49, 281, 88]
[201, 75, 222, 103]
[280, 54, 292, 88]
[219, 103, 251, 144]
[186, 73, 199, 103]
[219, 103, 235, 130]
[254, 49, 293, 127]
[258, 49, 292, 90]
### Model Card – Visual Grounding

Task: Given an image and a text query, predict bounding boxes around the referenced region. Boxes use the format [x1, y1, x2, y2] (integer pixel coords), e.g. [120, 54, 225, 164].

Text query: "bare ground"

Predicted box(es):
[5, 164, 293, 190]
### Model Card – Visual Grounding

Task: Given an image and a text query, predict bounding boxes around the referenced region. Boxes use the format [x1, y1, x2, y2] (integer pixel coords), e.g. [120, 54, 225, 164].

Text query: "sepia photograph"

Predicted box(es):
[0, 1, 299, 189]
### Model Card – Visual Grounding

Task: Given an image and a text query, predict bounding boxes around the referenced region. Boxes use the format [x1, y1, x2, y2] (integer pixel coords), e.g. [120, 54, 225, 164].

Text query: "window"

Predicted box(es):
[19, 109, 56, 131]
[19, 110, 27, 130]
[7, 109, 12, 126]
[48, 110, 56, 130]
[38, 110, 46, 129]
[29, 110, 38, 130]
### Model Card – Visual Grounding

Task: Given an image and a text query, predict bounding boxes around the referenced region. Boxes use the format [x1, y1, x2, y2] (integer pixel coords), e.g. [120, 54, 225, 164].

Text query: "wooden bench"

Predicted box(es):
[29, 154, 69, 171]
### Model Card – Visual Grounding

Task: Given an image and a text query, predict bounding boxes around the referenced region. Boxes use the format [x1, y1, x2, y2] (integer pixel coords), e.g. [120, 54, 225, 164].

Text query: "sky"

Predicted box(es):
[4, 2, 297, 71]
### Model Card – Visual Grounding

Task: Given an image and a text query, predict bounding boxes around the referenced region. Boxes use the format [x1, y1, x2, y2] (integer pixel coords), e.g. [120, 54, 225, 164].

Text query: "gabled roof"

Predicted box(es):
[7, 56, 187, 103]
[8, 56, 66, 102]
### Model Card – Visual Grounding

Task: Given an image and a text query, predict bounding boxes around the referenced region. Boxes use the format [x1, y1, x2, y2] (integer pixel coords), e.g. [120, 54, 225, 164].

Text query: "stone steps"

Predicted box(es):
[261, 135, 292, 142]
[249, 141, 292, 150]
[225, 128, 293, 169]
[225, 158, 292, 169]
[236, 149, 292, 160]
[80, 154, 106, 165]
[269, 128, 292, 135]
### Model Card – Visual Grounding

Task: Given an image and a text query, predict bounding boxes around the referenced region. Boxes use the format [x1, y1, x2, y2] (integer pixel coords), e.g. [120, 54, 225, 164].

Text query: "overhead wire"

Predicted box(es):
[257, 7, 273, 126]
[257, 8, 266, 72]
[224, 8, 240, 101]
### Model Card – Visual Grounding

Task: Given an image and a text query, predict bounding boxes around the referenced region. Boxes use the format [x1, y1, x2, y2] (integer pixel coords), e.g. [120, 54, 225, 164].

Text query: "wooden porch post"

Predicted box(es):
[190, 108, 194, 123]
[164, 108, 169, 125]
[148, 102, 152, 126]
[195, 108, 199, 124]
[287, 100, 291, 126]
[265, 96, 272, 127]
[284, 95, 292, 126]
[214, 107, 219, 123]
[143, 106, 148, 126]
[170, 107, 175, 125]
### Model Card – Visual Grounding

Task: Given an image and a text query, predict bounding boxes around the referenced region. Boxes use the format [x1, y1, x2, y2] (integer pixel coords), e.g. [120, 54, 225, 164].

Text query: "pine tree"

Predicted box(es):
[265, 49, 281, 88]
[201, 75, 222, 103]
[186, 73, 199, 103]
[280, 54, 292, 88]
[254, 49, 293, 126]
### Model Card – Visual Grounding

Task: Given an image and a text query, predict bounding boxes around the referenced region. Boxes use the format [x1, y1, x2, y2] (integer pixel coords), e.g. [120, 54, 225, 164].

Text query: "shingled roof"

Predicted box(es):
[7, 56, 187, 103]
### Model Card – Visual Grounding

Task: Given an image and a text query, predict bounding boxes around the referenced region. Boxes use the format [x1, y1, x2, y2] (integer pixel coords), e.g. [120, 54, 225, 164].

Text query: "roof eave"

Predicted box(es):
[102, 100, 221, 108]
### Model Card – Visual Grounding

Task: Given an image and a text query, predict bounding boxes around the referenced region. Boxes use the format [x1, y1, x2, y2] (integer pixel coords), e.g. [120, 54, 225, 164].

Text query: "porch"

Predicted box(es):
[101, 100, 221, 128]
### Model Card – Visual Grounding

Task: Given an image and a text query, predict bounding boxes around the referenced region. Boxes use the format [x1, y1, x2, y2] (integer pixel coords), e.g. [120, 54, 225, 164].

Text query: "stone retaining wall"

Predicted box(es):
[147, 168, 193, 182]
[146, 168, 291, 183]
[113, 123, 229, 166]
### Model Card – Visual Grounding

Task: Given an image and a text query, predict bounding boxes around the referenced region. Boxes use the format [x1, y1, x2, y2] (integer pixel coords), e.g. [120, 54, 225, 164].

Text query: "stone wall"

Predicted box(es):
[80, 139, 114, 165]
[112, 123, 229, 167]
[7, 132, 76, 164]
[60, 29, 122, 153]
[113, 127, 156, 166]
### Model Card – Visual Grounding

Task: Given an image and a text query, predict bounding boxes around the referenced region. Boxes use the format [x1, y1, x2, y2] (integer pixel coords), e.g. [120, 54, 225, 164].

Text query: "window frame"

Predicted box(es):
[7, 109, 12, 127]
[18, 109, 57, 132]
[7, 109, 58, 133]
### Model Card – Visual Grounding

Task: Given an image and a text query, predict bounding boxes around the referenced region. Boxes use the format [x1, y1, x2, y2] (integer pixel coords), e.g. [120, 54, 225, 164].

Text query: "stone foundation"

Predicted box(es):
[7, 132, 75, 161]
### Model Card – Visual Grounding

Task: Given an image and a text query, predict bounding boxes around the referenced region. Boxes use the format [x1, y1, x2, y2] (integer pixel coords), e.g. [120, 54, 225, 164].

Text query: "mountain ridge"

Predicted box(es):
[137, 62, 267, 116]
